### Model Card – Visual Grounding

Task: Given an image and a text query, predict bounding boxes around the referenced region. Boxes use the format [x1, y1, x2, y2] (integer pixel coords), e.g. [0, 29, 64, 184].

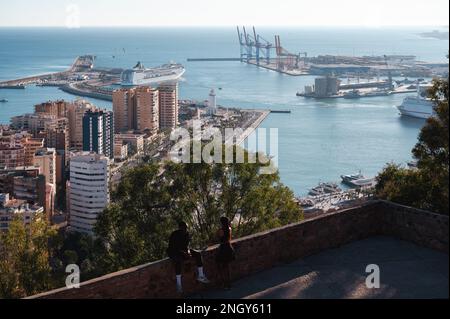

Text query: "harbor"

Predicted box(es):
[0, 27, 447, 104]
[0, 55, 121, 101]
[296, 76, 420, 99]
[187, 26, 448, 79]
[0, 27, 445, 197]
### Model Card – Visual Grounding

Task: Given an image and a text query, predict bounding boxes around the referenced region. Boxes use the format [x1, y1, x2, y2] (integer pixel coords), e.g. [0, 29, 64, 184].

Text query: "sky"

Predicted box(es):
[0, 0, 448, 27]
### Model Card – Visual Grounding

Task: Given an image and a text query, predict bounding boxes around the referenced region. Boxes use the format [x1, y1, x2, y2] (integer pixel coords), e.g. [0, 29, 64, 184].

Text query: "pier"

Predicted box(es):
[224, 109, 270, 146]
[187, 58, 241, 62]
[270, 109, 291, 113]
[0, 55, 95, 88]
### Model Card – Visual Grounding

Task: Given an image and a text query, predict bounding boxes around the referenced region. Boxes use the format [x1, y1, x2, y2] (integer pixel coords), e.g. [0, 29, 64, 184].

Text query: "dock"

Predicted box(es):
[226, 109, 270, 146]
[188, 26, 448, 79]
[270, 109, 291, 113]
[187, 58, 241, 62]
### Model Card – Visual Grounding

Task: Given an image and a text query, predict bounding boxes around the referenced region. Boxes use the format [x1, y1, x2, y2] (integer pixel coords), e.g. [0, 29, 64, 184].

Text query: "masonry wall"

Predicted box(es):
[30, 200, 449, 299]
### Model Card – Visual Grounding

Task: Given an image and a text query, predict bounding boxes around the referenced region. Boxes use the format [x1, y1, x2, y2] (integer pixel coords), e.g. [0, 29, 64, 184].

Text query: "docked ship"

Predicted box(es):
[341, 172, 365, 185]
[397, 84, 435, 119]
[121, 62, 185, 86]
[341, 172, 376, 189]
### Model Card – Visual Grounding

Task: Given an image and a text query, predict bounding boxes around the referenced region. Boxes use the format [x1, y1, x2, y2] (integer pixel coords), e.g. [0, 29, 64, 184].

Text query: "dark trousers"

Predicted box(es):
[169, 250, 203, 275]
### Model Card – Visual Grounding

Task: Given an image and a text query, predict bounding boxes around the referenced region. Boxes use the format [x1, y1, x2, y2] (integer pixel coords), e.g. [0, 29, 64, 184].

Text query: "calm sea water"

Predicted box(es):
[0, 27, 448, 195]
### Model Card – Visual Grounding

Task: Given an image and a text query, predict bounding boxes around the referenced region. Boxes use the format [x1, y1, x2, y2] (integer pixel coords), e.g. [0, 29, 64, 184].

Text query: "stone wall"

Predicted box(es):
[29, 200, 449, 299]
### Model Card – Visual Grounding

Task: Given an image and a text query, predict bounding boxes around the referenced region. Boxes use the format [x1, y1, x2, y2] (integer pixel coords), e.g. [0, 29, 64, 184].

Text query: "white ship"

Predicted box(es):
[397, 84, 435, 119]
[121, 62, 185, 86]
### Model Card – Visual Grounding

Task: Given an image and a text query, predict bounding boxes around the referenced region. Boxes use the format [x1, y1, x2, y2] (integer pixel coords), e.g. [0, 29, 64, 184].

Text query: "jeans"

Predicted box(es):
[169, 250, 203, 275]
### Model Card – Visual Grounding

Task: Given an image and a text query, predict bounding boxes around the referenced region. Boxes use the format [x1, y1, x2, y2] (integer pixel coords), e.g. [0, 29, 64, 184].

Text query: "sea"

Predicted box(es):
[0, 27, 448, 196]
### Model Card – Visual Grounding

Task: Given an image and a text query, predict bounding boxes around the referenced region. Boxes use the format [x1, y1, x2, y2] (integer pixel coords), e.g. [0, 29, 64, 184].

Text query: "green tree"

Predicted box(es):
[0, 214, 56, 298]
[164, 145, 301, 247]
[376, 77, 449, 214]
[94, 144, 302, 272]
[94, 163, 176, 272]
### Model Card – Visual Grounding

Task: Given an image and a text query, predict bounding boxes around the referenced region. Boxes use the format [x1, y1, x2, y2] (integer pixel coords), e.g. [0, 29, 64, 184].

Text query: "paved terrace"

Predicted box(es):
[194, 236, 448, 299]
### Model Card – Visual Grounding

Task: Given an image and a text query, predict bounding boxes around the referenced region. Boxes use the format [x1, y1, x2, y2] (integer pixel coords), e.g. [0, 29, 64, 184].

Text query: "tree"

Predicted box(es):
[376, 77, 449, 214]
[94, 163, 176, 272]
[164, 145, 301, 247]
[0, 214, 56, 298]
[94, 144, 302, 272]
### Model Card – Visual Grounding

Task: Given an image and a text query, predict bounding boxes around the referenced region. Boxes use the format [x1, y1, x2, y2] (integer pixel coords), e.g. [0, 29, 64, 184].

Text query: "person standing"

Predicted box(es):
[216, 216, 235, 290]
[167, 221, 210, 294]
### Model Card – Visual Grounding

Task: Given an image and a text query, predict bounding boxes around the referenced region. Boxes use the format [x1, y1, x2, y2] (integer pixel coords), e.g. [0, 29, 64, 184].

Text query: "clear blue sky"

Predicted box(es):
[0, 0, 449, 27]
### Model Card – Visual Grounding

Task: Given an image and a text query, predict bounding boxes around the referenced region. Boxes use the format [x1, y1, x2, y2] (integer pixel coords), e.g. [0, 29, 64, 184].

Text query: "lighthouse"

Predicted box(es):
[208, 89, 217, 115]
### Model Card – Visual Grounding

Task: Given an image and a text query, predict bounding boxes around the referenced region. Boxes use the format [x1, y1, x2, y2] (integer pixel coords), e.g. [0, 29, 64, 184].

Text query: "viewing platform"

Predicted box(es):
[28, 200, 449, 299]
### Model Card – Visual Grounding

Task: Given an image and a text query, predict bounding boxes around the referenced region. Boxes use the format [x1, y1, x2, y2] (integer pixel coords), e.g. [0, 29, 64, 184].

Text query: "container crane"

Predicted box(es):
[252, 26, 274, 65]
[384, 55, 394, 90]
[275, 35, 300, 70]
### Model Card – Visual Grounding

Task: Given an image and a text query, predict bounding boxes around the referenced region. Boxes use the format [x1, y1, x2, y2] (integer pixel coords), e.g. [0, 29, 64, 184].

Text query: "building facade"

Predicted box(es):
[34, 100, 69, 118]
[0, 166, 52, 219]
[68, 153, 109, 235]
[114, 133, 145, 155]
[158, 84, 179, 129]
[66, 99, 98, 150]
[0, 193, 44, 233]
[82, 110, 114, 160]
[33, 148, 56, 187]
[0, 144, 25, 168]
[112, 87, 160, 134]
[112, 88, 135, 133]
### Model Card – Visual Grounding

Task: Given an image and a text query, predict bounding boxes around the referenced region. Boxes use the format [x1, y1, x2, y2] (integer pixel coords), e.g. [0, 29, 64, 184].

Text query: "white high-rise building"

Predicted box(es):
[68, 152, 109, 235]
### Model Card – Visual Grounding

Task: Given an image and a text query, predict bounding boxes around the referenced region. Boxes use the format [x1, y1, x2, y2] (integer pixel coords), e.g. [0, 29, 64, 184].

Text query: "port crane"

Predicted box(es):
[275, 35, 301, 70]
[252, 27, 274, 65]
[237, 26, 253, 62]
[237, 26, 274, 65]
[384, 55, 394, 90]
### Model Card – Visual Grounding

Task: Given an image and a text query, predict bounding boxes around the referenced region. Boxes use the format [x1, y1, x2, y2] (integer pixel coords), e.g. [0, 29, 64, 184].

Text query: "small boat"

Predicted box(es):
[322, 182, 342, 193]
[308, 185, 325, 196]
[341, 172, 365, 186]
[0, 98, 8, 103]
[349, 177, 377, 188]
[308, 182, 341, 196]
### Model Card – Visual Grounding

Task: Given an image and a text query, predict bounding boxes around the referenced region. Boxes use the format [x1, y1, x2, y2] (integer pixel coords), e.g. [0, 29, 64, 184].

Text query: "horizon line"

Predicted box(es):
[0, 24, 448, 28]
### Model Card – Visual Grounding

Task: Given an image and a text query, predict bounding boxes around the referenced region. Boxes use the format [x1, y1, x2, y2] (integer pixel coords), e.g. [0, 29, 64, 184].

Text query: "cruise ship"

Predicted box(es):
[397, 84, 435, 119]
[121, 62, 185, 86]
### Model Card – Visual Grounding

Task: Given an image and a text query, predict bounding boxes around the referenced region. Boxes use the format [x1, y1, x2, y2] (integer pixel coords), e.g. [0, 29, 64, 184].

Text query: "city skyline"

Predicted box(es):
[0, 0, 448, 27]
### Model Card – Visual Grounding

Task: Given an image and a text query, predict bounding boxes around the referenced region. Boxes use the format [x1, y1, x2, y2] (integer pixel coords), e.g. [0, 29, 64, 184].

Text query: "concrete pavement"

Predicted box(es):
[192, 236, 448, 299]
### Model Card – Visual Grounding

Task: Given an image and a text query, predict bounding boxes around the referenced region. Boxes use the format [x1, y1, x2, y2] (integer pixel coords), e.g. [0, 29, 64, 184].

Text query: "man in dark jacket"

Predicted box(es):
[167, 221, 210, 293]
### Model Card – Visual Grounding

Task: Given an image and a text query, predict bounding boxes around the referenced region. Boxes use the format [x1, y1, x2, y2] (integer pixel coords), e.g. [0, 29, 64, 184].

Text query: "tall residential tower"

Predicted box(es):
[82, 110, 114, 160]
[68, 152, 109, 235]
